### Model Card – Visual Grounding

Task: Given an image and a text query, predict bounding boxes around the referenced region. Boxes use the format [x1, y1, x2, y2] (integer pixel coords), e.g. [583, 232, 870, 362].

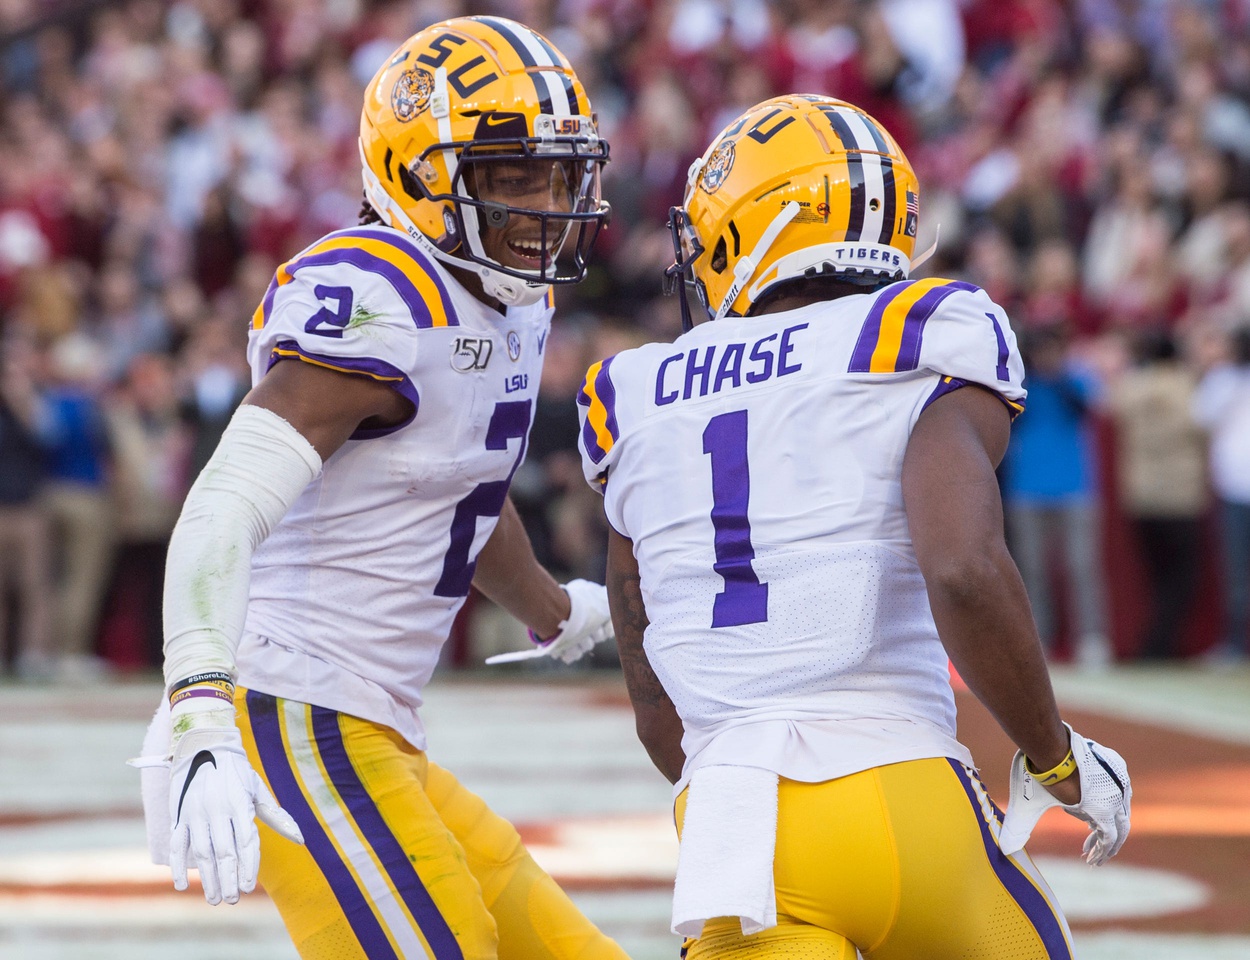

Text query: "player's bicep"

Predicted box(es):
[902, 385, 1012, 582]
[244, 359, 412, 461]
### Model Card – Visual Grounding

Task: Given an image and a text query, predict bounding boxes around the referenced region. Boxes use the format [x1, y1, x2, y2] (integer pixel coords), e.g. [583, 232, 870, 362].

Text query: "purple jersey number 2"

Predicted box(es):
[703, 410, 768, 627]
[433, 399, 532, 598]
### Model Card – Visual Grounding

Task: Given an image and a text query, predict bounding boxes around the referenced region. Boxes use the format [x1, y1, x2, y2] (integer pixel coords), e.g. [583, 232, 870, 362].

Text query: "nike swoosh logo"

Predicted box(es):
[176, 750, 218, 825]
[485, 115, 513, 126]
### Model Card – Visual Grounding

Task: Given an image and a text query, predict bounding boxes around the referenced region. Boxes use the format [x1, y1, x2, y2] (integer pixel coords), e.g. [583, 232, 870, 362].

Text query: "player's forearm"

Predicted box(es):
[924, 544, 1071, 775]
[903, 387, 1071, 783]
[472, 497, 568, 639]
[163, 405, 321, 690]
[607, 528, 685, 784]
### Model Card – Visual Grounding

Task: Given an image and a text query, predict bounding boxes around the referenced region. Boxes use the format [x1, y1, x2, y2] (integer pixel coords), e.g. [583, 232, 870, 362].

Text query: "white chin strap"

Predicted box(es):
[360, 159, 551, 308]
[713, 202, 802, 323]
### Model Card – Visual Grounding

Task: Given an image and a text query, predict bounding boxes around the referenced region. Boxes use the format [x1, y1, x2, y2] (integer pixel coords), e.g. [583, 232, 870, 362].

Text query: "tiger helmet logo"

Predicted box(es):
[391, 67, 435, 122]
[700, 140, 735, 195]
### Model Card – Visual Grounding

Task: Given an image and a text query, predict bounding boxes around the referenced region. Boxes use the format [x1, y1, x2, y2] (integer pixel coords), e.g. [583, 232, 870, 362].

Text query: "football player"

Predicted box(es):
[143, 17, 629, 960]
[578, 95, 1132, 959]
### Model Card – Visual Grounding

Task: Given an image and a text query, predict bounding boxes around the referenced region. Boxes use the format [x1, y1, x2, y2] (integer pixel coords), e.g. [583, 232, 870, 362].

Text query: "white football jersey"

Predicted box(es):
[578, 278, 1026, 787]
[238, 225, 552, 749]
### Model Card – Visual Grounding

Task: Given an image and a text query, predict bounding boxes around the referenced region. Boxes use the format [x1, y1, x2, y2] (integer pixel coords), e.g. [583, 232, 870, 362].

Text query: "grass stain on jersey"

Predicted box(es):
[348, 302, 383, 329]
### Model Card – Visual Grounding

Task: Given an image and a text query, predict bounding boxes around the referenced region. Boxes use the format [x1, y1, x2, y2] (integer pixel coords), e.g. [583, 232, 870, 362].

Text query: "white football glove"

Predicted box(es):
[999, 723, 1132, 866]
[485, 579, 615, 664]
[168, 707, 304, 904]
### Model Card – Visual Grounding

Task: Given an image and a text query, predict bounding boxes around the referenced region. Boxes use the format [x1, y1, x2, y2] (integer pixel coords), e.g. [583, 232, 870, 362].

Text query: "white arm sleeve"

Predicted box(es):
[162, 403, 322, 690]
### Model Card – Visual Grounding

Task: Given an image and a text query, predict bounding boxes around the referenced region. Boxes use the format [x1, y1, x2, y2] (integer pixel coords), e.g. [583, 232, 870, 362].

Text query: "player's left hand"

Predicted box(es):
[999, 723, 1131, 866]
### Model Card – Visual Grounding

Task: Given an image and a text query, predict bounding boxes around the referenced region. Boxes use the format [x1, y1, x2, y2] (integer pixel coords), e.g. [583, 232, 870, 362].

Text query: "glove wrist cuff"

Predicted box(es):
[1025, 747, 1077, 785]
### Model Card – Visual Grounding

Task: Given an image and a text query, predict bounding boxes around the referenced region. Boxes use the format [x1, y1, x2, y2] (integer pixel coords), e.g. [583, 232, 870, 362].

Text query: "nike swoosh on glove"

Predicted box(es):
[999, 723, 1132, 866]
[533, 579, 616, 664]
[169, 719, 304, 904]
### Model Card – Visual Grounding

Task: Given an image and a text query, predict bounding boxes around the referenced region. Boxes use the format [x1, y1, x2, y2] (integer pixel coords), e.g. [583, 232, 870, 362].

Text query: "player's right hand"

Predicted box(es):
[1000, 723, 1131, 866]
[535, 578, 615, 663]
[168, 713, 303, 904]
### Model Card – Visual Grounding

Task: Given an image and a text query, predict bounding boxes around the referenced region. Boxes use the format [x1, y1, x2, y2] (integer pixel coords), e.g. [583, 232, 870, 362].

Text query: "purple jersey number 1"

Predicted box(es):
[703, 410, 768, 627]
[434, 399, 532, 598]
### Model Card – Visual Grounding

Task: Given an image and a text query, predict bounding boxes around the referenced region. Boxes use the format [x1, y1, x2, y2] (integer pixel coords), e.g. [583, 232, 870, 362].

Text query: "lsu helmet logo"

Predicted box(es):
[699, 140, 735, 195]
[391, 67, 435, 122]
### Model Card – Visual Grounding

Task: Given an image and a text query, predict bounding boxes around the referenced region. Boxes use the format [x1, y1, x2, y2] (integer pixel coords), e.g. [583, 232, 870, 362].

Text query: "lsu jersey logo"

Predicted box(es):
[391, 67, 435, 122]
[451, 336, 493, 372]
[700, 140, 735, 195]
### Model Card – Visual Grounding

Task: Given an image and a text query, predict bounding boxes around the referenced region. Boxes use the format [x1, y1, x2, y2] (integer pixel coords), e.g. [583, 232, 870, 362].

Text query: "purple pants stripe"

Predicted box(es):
[947, 759, 1072, 960]
[310, 706, 466, 960]
[848, 282, 912, 372]
[245, 691, 399, 960]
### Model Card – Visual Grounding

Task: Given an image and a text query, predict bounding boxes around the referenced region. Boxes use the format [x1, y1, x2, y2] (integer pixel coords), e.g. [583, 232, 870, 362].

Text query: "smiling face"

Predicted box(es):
[464, 156, 579, 273]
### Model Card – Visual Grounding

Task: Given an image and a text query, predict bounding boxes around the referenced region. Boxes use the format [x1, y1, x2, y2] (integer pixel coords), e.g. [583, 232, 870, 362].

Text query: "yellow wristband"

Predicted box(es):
[1024, 748, 1077, 786]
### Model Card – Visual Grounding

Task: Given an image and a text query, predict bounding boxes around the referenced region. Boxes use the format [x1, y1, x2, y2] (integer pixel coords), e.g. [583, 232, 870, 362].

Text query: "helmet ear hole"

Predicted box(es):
[710, 237, 728, 274]
[397, 163, 426, 203]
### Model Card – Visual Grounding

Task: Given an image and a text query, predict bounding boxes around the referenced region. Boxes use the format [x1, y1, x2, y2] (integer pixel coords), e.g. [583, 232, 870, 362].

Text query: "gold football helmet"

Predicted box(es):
[360, 16, 610, 306]
[665, 95, 921, 330]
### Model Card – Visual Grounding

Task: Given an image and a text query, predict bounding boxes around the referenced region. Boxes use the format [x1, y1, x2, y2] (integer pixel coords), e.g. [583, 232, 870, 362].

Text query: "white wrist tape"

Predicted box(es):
[162, 404, 322, 691]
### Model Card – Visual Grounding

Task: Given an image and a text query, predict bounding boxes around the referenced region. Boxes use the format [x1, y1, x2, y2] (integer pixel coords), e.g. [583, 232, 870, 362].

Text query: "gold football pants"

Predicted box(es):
[676, 757, 1073, 960]
[236, 688, 628, 960]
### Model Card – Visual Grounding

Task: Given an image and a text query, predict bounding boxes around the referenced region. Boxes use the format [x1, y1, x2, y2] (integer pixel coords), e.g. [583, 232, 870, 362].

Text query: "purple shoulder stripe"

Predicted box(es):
[288, 248, 436, 328]
[895, 280, 979, 373]
[848, 281, 913, 373]
[328, 228, 458, 328]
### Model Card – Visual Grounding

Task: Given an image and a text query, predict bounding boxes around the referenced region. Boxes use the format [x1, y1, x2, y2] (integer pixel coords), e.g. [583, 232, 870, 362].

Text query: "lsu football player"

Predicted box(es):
[577, 96, 1133, 959]
[142, 17, 629, 960]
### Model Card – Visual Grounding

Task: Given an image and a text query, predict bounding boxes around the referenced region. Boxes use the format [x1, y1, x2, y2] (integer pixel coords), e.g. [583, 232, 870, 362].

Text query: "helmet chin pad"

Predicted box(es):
[480, 267, 550, 306]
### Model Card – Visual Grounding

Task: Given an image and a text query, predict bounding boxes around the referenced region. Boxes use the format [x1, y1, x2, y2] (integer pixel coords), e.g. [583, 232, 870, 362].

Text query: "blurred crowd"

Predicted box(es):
[1, 0, 1249, 680]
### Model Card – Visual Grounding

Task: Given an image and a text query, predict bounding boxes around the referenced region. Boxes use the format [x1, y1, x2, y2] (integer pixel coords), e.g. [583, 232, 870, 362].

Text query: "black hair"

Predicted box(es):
[747, 274, 892, 316]
[359, 196, 383, 225]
